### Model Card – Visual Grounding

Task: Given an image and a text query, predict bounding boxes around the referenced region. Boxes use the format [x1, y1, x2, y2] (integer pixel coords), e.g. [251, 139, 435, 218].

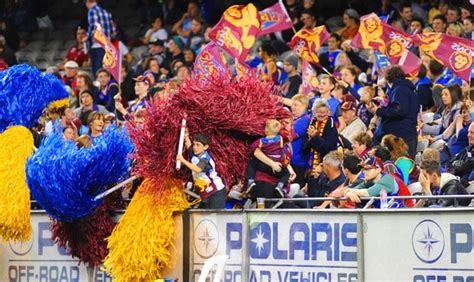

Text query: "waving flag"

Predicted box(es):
[302, 60, 319, 95]
[258, 0, 293, 35]
[413, 33, 474, 82]
[208, 3, 261, 63]
[94, 24, 122, 84]
[193, 42, 229, 80]
[290, 26, 330, 65]
[354, 13, 421, 76]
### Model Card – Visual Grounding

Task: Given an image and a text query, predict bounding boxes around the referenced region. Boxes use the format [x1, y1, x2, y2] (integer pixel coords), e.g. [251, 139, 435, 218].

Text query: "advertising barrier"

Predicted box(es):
[186, 209, 474, 282]
[0, 212, 184, 282]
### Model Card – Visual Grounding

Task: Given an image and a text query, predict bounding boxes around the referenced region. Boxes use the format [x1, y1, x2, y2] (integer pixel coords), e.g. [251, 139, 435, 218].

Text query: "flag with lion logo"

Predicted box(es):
[353, 13, 421, 76]
[94, 24, 122, 84]
[208, 3, 261, 63]
[290, 25, 330, 65]
[413, 32, 474, 82]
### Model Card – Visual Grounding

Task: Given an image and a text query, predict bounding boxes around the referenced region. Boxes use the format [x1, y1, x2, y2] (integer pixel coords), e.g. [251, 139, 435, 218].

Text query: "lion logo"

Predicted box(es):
[449, 51, 471, 71]
[359, 13, 385, 51]
[416, 33, 442, 55]
[387, 39, 404, 58]
[292, 27, 325, 63]
[222, 4, 260, 50]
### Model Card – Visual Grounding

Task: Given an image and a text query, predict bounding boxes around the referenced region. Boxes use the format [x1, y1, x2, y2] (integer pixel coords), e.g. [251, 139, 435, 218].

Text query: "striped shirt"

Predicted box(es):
[86, 4, 115, 49]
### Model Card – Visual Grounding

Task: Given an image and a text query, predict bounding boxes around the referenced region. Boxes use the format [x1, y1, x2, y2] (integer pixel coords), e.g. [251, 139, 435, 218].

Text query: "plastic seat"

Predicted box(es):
[132, 46, 148, 59]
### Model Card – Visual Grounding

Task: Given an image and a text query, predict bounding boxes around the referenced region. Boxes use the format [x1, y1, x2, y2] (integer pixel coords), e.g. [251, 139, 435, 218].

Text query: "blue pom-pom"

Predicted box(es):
[0, 64, 68, 133]
[26, 126, 134, 222]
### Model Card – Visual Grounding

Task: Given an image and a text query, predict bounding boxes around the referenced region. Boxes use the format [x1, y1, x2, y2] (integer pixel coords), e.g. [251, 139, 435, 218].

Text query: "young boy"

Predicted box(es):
[246, 119, 292, 198]
[177, 133, 226, 209]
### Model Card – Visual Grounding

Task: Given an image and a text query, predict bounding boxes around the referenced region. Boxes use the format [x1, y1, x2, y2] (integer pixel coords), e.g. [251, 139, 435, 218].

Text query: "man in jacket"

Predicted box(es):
[419, 159, 471, 207]
[371, 65, 420, 158]
[448, 123, 474, 185]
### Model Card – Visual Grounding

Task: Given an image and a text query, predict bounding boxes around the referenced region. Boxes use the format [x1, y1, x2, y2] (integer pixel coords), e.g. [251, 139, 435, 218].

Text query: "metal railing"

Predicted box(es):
[263, 194, 474, 209]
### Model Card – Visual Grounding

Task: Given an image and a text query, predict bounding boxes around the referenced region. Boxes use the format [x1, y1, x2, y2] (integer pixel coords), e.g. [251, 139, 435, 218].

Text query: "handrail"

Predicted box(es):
[263, 194, 474, 201]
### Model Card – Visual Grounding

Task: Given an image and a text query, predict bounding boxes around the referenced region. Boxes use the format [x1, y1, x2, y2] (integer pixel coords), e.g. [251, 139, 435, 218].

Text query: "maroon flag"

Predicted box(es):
[302, 60, 319, 95]
[290, 26, 330, 65]
[355, 13, 421, 76]
[94, 24, 122, 84]
[413, 33, 474, 81]
[258, 0, 293, 35]
[208, 3, 261, 63]
[193, 42, 229, 80]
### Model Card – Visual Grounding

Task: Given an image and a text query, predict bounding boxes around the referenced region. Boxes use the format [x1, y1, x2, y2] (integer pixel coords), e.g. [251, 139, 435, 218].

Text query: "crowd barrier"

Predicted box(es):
[1, 203, 474, 281]
[0, 211, 183, 282]
[185, 207, 474, 282]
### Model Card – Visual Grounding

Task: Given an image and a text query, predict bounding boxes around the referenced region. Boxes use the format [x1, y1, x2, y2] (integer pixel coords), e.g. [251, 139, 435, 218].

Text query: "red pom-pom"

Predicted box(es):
[128, 75, 290, 189]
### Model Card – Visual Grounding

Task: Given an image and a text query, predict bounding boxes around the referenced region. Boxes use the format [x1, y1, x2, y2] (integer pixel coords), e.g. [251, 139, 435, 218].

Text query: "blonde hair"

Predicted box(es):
[76, 135, 92, 149]
[421, 148, 440, 163]
[363, 86, 376, 99]
[291, 94, 309, 108]
[265, 119, 281, 135]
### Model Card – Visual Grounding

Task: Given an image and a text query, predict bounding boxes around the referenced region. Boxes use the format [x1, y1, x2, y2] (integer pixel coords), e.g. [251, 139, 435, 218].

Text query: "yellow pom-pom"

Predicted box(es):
[0, 126, 35, 242]
[104, 178, 190, 281]
[48, 98, 70, 113]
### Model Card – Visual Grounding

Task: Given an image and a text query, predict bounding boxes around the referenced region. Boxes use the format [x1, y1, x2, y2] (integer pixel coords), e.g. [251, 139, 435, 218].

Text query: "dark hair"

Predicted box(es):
[79, 109, 93, 126]
[329, 33, 342, 42]
[421, 160, 441, 176]
[385, 65, 406, 84]
[399, 2, 412, 12]
[372, 145, 392, 162]
[382, 134, 408, 161]
[301, 9, 315, 18]
[259, 43, 277, 57]
[417, 64, 427, 79]
[192, 15, 206, 25]
[446, 84, 462, 106]
[465, 16, 474, 24]
[428, 59, 444, 76]
[96, 68, 109, 77]
[80, 89, 95, 101]
[411, 17, 425, 29]
[193, 134, 210, 145]
[448, 5, 460, 16]
[343, 154, 361, 174]
[433, 14, 447, 25]
[143, 57, 159, 72]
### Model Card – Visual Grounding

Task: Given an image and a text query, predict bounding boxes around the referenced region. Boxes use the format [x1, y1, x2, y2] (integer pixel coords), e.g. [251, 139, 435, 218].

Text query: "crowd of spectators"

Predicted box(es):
[1, 0, 473, 209]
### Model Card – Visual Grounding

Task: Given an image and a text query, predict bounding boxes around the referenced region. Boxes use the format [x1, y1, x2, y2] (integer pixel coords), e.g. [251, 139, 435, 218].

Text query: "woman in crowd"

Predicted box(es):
[339, 65, 363, 101]
[87, 112, 105, 139]
[382, 134, 419, 185]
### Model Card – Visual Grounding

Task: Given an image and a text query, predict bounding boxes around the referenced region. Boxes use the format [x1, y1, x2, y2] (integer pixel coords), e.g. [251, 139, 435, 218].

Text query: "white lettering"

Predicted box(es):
[389, 32, 413, 48]
[451, 43, 474, 56]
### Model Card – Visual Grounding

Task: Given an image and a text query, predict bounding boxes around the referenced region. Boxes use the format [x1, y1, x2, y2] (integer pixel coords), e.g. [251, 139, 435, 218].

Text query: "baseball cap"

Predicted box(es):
[341, 101, 357, 111]
[65, 60, 79, 69]
[284, 54, 299, 69]
[345, 9, 360, 21]
[133, 75, 152, 86]
[149, 39, 164, 47]
[359, 156, 384, 170]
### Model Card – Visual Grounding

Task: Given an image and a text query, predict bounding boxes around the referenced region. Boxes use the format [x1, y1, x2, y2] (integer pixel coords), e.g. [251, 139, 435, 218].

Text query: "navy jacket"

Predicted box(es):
[375, 78, 419, 142]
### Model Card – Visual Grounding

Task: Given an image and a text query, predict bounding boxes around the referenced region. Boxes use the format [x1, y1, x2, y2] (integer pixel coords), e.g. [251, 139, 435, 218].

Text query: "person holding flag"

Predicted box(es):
[84, 0, 115, 78]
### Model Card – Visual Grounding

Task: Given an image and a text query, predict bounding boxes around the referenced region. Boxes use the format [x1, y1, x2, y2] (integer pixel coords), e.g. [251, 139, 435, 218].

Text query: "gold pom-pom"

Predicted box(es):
[0, 126, 35, 241]
[104, 178, 190, 281]
[48, 98, 70, 113]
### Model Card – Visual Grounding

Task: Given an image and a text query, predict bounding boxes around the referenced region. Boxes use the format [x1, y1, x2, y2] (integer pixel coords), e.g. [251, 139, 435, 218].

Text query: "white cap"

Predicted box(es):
[64, 60, 79, 69]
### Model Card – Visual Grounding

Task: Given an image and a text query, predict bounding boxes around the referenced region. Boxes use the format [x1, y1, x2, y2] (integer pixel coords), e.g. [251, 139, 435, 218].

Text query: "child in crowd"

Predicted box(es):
[177, 133, 226, 209]
[246, 119, 292, 198]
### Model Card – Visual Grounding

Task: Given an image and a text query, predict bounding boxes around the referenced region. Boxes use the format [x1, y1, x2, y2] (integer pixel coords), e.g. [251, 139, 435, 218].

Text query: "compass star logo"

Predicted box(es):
[412, 220, 445, 263]
[251, 226, 269, 256]
[194, 219, 219, 259]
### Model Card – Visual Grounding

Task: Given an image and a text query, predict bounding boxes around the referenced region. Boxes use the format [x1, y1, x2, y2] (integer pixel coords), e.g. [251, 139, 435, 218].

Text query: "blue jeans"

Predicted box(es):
[90, 48, 105, 79]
